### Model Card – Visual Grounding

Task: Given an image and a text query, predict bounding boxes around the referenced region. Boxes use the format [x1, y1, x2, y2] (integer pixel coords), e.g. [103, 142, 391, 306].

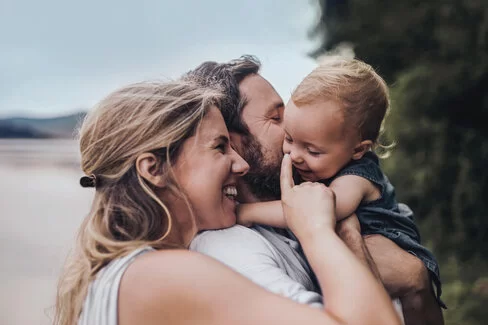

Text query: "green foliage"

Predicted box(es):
[385, 64, 488, 260]
[441, 257, 488, 325]
[313, 0, 488, 323]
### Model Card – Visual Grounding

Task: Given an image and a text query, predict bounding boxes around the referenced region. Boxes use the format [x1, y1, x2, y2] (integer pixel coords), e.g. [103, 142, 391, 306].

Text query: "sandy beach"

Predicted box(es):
[0, 140, 93, 325]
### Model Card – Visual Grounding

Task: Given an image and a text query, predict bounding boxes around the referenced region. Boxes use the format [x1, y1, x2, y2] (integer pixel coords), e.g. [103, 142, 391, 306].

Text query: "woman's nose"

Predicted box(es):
[231, 150, 249, 176]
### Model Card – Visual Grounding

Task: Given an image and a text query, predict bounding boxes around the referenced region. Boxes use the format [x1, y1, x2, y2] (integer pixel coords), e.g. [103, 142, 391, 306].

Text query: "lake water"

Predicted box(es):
[0, 139, 94, 325]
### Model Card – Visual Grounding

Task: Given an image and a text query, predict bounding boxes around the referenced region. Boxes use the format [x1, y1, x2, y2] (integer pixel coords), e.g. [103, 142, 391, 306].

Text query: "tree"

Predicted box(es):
[312, 0, 488, 260]
[311, 1, 488, 323]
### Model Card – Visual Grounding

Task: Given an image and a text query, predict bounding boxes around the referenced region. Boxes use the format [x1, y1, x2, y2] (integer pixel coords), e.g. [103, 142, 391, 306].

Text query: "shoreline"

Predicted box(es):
[0, 140, 93, 325]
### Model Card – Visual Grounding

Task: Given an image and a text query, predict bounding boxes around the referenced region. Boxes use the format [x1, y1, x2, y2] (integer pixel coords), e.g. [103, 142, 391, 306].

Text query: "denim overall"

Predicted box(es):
[325, 151, 445, 307]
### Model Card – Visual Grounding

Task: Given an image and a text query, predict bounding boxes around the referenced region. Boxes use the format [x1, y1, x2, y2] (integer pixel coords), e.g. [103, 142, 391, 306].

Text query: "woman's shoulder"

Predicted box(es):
[117, 248, 252, 324]
[117, 248, 334, 325]
[118, 249, 207, 322]
[121, 248, 208, 282]
[119, 248, 224, 300]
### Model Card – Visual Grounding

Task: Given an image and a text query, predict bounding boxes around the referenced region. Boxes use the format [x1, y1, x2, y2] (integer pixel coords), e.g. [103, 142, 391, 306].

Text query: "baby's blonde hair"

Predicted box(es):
[54, 79, 222, 325]
[292, 56, 390, 146]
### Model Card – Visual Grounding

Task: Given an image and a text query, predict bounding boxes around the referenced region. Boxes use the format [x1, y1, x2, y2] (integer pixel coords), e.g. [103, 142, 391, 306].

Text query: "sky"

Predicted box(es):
[0, 0, 321, 118]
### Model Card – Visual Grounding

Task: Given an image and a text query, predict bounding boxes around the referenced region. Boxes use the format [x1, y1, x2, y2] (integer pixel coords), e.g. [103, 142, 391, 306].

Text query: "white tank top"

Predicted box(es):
[78, 247, 154, 325]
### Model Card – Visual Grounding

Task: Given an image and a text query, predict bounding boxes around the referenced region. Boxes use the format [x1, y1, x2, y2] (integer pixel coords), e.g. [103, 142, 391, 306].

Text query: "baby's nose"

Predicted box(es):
[289, 150, 304, 164]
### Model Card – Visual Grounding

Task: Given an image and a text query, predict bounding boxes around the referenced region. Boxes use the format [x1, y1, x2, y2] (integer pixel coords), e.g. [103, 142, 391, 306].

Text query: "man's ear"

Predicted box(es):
[352, 140, 373, 160]
[135, 152, 167, 188]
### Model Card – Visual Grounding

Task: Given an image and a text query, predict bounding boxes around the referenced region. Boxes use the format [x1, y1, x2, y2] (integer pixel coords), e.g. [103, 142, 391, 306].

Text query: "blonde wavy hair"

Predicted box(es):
[292, 56, 394, 154]
[54, 79, 222, 325]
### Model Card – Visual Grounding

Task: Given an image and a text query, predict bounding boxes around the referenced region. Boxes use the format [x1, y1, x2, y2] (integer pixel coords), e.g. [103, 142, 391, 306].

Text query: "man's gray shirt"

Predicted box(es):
[190, 224, 323, 307]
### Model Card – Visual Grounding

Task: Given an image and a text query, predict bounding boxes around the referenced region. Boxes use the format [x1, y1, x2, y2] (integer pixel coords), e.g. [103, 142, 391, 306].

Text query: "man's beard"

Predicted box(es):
[240, 134, 282, 201]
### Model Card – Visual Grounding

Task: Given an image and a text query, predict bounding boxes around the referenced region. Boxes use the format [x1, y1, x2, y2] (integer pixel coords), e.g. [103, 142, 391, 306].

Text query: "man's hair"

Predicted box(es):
[185, 55, 261, 135]
[186, 56, 281, 200]
[292, 56, 390, 143]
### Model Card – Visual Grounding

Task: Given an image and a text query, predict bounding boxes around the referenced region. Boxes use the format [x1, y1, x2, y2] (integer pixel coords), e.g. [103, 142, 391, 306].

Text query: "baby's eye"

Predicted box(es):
[307, 149, 321, 156]
[284, 136, 293, 143]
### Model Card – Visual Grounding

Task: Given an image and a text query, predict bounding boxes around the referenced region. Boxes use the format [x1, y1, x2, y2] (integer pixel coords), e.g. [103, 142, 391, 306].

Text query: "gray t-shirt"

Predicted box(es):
[190, 225, 324, 307]
[191, 224, 404, 322]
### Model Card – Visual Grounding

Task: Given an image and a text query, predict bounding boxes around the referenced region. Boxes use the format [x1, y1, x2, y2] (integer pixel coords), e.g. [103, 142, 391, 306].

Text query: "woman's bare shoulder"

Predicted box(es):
[127, 248, 205, 268]
[117, 248, 333, 325]
[120, 249, 211, 293]
[118, 249, 219, 324]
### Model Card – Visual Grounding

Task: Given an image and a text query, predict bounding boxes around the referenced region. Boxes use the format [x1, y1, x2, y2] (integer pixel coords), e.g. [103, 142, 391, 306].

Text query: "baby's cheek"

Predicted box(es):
[314, 162, 331, 179]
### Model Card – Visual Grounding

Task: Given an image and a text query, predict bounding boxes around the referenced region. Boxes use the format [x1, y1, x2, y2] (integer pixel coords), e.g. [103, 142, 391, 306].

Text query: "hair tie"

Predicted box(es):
[80, 174, 97, 188]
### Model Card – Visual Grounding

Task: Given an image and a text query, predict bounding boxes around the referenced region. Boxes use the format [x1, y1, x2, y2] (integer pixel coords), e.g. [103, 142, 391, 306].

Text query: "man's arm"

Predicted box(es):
[336, 214, 405, 324]
[335, 213, 382, 280]
[190, 225, 323, 307]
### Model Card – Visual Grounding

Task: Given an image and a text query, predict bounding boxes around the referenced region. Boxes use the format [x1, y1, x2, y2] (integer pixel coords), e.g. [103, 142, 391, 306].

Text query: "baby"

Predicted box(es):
[238, 56, 444, 324]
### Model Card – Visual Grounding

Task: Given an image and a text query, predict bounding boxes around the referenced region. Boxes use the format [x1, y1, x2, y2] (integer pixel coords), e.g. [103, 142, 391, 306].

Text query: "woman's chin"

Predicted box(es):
[216, 202, 238, 229]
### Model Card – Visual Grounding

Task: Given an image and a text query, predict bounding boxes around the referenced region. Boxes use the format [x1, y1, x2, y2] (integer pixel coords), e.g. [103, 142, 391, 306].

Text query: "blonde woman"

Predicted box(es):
[55, 79, 400, 325]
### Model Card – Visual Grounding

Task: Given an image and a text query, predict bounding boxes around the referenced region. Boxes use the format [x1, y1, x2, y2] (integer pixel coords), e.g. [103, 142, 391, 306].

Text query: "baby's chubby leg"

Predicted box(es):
[364, 234, 444, 325]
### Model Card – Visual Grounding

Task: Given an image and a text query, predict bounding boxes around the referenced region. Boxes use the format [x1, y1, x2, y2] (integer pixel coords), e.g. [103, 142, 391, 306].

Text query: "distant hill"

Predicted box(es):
[0, 112, 87, 139]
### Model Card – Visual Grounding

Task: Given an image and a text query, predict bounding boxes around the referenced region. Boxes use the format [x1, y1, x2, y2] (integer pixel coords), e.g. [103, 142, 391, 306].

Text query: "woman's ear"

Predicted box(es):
[136, 153, 167, 188]
[352, 140, 373, 160]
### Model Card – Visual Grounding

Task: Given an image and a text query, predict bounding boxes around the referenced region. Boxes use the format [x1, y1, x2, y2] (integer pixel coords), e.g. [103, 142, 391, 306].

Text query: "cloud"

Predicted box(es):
[0, 0, 318, 117]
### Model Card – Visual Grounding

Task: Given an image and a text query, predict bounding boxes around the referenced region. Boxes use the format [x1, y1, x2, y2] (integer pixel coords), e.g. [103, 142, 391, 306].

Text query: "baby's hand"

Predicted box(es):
[280, 154, 336, 238]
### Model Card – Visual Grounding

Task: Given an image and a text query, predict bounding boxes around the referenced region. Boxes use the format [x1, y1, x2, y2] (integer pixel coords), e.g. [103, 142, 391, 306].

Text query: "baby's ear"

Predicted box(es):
[352, 140, 373, 160]
[136, 152, 167, 188]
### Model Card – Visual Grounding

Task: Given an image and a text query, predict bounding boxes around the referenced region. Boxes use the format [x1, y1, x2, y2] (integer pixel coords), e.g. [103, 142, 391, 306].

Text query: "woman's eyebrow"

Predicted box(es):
[210, 135, 229, 145]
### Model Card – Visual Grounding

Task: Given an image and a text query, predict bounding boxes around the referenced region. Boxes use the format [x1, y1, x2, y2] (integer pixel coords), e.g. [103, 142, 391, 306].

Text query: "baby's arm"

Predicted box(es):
[237, 175, 380, 227]
[237, 200, 287, 228]
[328, 175, 381, 222]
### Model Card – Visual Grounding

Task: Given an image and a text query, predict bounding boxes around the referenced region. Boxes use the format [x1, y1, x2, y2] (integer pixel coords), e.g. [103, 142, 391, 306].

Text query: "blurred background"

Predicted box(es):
[0, 0, 486, 324]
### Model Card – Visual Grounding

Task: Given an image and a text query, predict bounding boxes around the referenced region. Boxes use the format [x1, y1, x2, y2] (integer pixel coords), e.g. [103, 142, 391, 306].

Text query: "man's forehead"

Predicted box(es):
[239, 74, 283, 111]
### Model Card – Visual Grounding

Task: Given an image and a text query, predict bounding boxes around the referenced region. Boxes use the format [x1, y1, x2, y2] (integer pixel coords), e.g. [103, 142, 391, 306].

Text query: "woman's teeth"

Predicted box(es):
[223, 185, 237, 199]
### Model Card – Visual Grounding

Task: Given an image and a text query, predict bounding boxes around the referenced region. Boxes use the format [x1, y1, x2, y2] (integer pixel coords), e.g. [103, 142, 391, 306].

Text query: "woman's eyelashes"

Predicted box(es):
[215, 142, 227, 153]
